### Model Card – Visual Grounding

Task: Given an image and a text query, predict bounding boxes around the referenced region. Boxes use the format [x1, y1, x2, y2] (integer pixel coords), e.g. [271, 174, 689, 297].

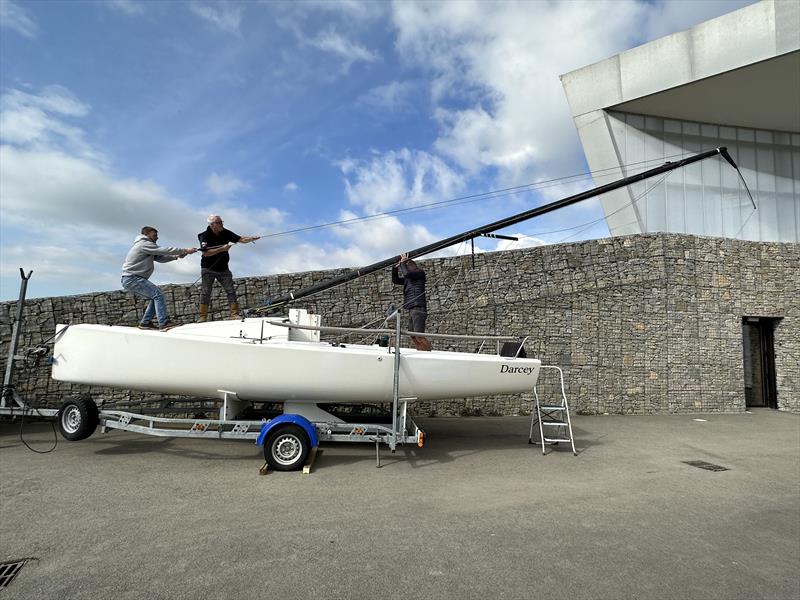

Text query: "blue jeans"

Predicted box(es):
[121, 275, 169, 326]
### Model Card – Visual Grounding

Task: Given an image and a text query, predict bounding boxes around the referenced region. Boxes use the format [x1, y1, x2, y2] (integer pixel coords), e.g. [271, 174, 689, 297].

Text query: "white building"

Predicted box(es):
[561, 0, 800, 243]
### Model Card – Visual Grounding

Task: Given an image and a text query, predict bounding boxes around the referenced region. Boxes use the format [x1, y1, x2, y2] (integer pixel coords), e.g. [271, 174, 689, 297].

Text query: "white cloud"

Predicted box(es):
[0, 86, 283, 298]
[0, 0, 38, 39]
[105, 0, 145, 16]
[0, 144, 204, 244]
[257, 210, 439, 277]
[0, 163, 203, 295]
[332, 210, 437, 256]
[0, 86, 98, 161]
[284, 182, 299, 192]
[338, 148, 463, 214]
[203, 205, 285, 235]
[358, 80, 416, 113]
[641, 0, 755, 41]
[287, 0, 386, 22]
[390, 1, 651, 186]
[189, 3, 243, 36]
[389, 0, 755, 189]
[270, 2, 384, 77]
[205, 172, 252, 197]
[0, 244, 120, 295]
[491, 232, 547, 252]
[0, 139, 286, 296]
[308, 29, 380, 71]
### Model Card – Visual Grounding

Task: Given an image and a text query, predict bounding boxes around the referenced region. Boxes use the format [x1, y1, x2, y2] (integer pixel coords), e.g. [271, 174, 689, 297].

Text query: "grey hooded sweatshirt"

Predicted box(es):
[121, 235, 185, 279]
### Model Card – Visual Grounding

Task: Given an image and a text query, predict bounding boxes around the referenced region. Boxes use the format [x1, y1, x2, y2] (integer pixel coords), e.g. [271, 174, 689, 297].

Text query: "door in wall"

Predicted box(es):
[742, 317, 778, 409]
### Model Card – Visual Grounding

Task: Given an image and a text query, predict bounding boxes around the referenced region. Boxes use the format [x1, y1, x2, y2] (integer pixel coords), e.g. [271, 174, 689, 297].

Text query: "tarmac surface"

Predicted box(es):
[1, 410, 799, 600]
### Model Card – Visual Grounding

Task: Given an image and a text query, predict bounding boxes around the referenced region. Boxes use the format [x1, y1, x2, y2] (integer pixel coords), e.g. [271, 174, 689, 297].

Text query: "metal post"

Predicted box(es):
[471, 238, 475, 269]
[391, 308, 401, 452]
[2, 269, 32, 408]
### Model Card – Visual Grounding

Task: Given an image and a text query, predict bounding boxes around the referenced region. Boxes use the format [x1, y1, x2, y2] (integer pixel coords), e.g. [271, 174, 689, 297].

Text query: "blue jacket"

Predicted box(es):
[392, 263, 427, 310]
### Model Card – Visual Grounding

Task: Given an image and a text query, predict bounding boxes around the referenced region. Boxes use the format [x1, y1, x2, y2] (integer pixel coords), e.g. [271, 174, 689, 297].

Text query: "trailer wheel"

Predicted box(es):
[264, 424, 310, 471]
[57, 397, 99, 441]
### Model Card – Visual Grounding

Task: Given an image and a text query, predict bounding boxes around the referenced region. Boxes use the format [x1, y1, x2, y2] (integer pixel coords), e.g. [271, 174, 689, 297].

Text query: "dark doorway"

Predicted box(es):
[742, 317, 779, 409]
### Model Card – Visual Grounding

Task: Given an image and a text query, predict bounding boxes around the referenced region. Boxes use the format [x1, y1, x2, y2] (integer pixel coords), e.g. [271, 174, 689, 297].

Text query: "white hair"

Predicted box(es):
[207, 214, 221, 224]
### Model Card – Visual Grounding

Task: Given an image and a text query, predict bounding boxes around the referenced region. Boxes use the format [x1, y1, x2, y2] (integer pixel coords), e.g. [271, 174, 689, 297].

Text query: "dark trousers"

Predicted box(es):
[200, 268, 237, 304]
[408, 308, 427, 333]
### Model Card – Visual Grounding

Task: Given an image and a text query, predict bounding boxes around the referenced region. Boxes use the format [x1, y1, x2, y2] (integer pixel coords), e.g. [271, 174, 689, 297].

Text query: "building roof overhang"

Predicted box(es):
[609, 50, 799, 132]
[561, 1, 800, 133]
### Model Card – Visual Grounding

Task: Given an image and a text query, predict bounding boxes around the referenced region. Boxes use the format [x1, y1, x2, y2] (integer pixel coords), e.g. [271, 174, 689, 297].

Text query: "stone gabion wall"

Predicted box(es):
[1, 233, 798, 415]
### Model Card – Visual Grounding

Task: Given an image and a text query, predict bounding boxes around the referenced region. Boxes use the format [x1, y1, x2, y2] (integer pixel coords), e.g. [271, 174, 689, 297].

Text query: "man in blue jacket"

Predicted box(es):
[392, 253, 431, 350]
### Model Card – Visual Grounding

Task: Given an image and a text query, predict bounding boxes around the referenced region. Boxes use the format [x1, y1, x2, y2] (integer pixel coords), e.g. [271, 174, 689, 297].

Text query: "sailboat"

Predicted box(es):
[52, 309, 539, 408]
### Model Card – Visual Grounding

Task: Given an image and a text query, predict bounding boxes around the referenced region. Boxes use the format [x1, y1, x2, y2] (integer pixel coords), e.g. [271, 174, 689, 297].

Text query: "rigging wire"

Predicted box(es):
[427, 241, 472, 329]
[258, 150, 719, 240]
[250, 148, 751, 318]
[329, 239, 474, 345]
[553, 173, 669, 244]
[279, 150, 754, 321]
[274, 169, 676, 323]
[433, 249, 506, 344]
[421, 172, 673, 330]
[731, 200, 759, 241]
[245, 148, 739, 317]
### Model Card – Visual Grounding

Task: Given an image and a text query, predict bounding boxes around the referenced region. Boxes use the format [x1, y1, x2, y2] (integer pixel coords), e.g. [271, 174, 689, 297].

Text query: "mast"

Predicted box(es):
[256, 147, 751, 313]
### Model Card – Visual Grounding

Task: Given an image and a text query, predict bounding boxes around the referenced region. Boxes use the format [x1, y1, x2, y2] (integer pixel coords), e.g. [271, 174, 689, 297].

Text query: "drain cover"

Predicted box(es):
[683, 460, 729, 472]
[0, 559, 33, 589]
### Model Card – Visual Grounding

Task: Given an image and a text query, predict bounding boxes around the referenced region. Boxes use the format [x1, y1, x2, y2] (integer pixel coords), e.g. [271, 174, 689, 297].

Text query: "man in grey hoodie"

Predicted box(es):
[121, 226, 197, 330]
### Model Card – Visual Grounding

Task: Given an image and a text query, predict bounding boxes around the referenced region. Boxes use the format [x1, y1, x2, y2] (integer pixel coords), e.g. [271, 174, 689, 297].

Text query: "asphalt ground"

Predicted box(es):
[1, 410, 798, 600]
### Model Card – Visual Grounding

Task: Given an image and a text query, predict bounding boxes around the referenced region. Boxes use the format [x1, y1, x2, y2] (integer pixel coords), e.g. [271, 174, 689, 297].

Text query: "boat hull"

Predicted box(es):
[51, 323, 541, 403]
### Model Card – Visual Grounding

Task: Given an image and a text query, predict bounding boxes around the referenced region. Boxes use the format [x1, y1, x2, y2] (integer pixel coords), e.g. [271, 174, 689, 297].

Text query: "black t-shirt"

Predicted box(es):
[198, 227, 241, 271]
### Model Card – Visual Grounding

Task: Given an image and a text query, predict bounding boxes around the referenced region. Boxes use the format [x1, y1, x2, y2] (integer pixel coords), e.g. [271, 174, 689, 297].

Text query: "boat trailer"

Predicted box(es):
[2, 271, 552, 472]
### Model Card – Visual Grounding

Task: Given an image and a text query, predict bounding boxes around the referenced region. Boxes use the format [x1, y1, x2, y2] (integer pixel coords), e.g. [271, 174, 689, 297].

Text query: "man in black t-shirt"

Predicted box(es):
[197, 215, 260, 321]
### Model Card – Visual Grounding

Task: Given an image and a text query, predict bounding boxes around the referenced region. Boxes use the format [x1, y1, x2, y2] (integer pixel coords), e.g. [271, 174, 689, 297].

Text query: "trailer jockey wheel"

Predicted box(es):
[264, 424, 310, 471]
[57, 397, 99, 441]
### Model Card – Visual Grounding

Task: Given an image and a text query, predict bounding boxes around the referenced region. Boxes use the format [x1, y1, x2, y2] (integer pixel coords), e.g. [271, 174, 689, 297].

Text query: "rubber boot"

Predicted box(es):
[198, 304, 209, 323]
[229, 302, 241, 320]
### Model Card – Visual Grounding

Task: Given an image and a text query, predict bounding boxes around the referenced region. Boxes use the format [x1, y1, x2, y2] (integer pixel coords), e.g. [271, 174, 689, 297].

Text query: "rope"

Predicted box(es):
[17, 394, 58, 454]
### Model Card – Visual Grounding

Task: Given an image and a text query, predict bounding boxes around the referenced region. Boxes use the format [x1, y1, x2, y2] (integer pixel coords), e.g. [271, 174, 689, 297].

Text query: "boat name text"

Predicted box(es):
[500, 365, 534, 375]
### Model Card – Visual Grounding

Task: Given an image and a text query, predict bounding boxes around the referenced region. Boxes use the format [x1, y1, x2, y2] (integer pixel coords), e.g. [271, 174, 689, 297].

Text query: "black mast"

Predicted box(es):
[256, 147, 750, 313]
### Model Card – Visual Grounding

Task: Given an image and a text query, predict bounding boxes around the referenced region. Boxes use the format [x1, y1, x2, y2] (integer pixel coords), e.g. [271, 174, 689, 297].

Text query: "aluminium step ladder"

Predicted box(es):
[529, 365, 577, 455]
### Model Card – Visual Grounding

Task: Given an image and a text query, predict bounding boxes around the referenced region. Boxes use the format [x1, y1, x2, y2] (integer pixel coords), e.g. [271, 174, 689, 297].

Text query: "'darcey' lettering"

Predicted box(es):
[500, 364, 534, 375]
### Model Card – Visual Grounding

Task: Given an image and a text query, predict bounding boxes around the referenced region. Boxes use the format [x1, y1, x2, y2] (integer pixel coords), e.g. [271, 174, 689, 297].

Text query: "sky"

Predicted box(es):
[0, 0, 755, 301]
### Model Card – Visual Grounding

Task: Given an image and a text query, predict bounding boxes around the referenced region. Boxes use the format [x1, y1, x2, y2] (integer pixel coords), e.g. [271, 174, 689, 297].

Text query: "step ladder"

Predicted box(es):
[529, 365, 577, 455]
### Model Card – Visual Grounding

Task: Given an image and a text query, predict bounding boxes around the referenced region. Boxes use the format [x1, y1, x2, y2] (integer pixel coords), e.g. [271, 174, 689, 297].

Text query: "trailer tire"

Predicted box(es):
[263, 424, 310, 471]
[57, 397, 99, 441]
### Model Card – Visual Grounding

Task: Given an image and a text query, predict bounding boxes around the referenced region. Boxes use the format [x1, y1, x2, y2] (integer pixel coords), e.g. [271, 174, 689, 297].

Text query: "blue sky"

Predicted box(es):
[0, 0, 754, 301]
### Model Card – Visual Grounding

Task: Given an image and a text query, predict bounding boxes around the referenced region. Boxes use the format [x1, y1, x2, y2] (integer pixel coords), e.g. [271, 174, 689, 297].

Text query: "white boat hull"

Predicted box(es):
[52, 319, 541, 404]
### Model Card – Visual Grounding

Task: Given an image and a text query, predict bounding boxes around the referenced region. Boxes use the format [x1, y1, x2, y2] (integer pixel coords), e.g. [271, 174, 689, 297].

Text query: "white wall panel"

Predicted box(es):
[605, 110, 799, 242]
